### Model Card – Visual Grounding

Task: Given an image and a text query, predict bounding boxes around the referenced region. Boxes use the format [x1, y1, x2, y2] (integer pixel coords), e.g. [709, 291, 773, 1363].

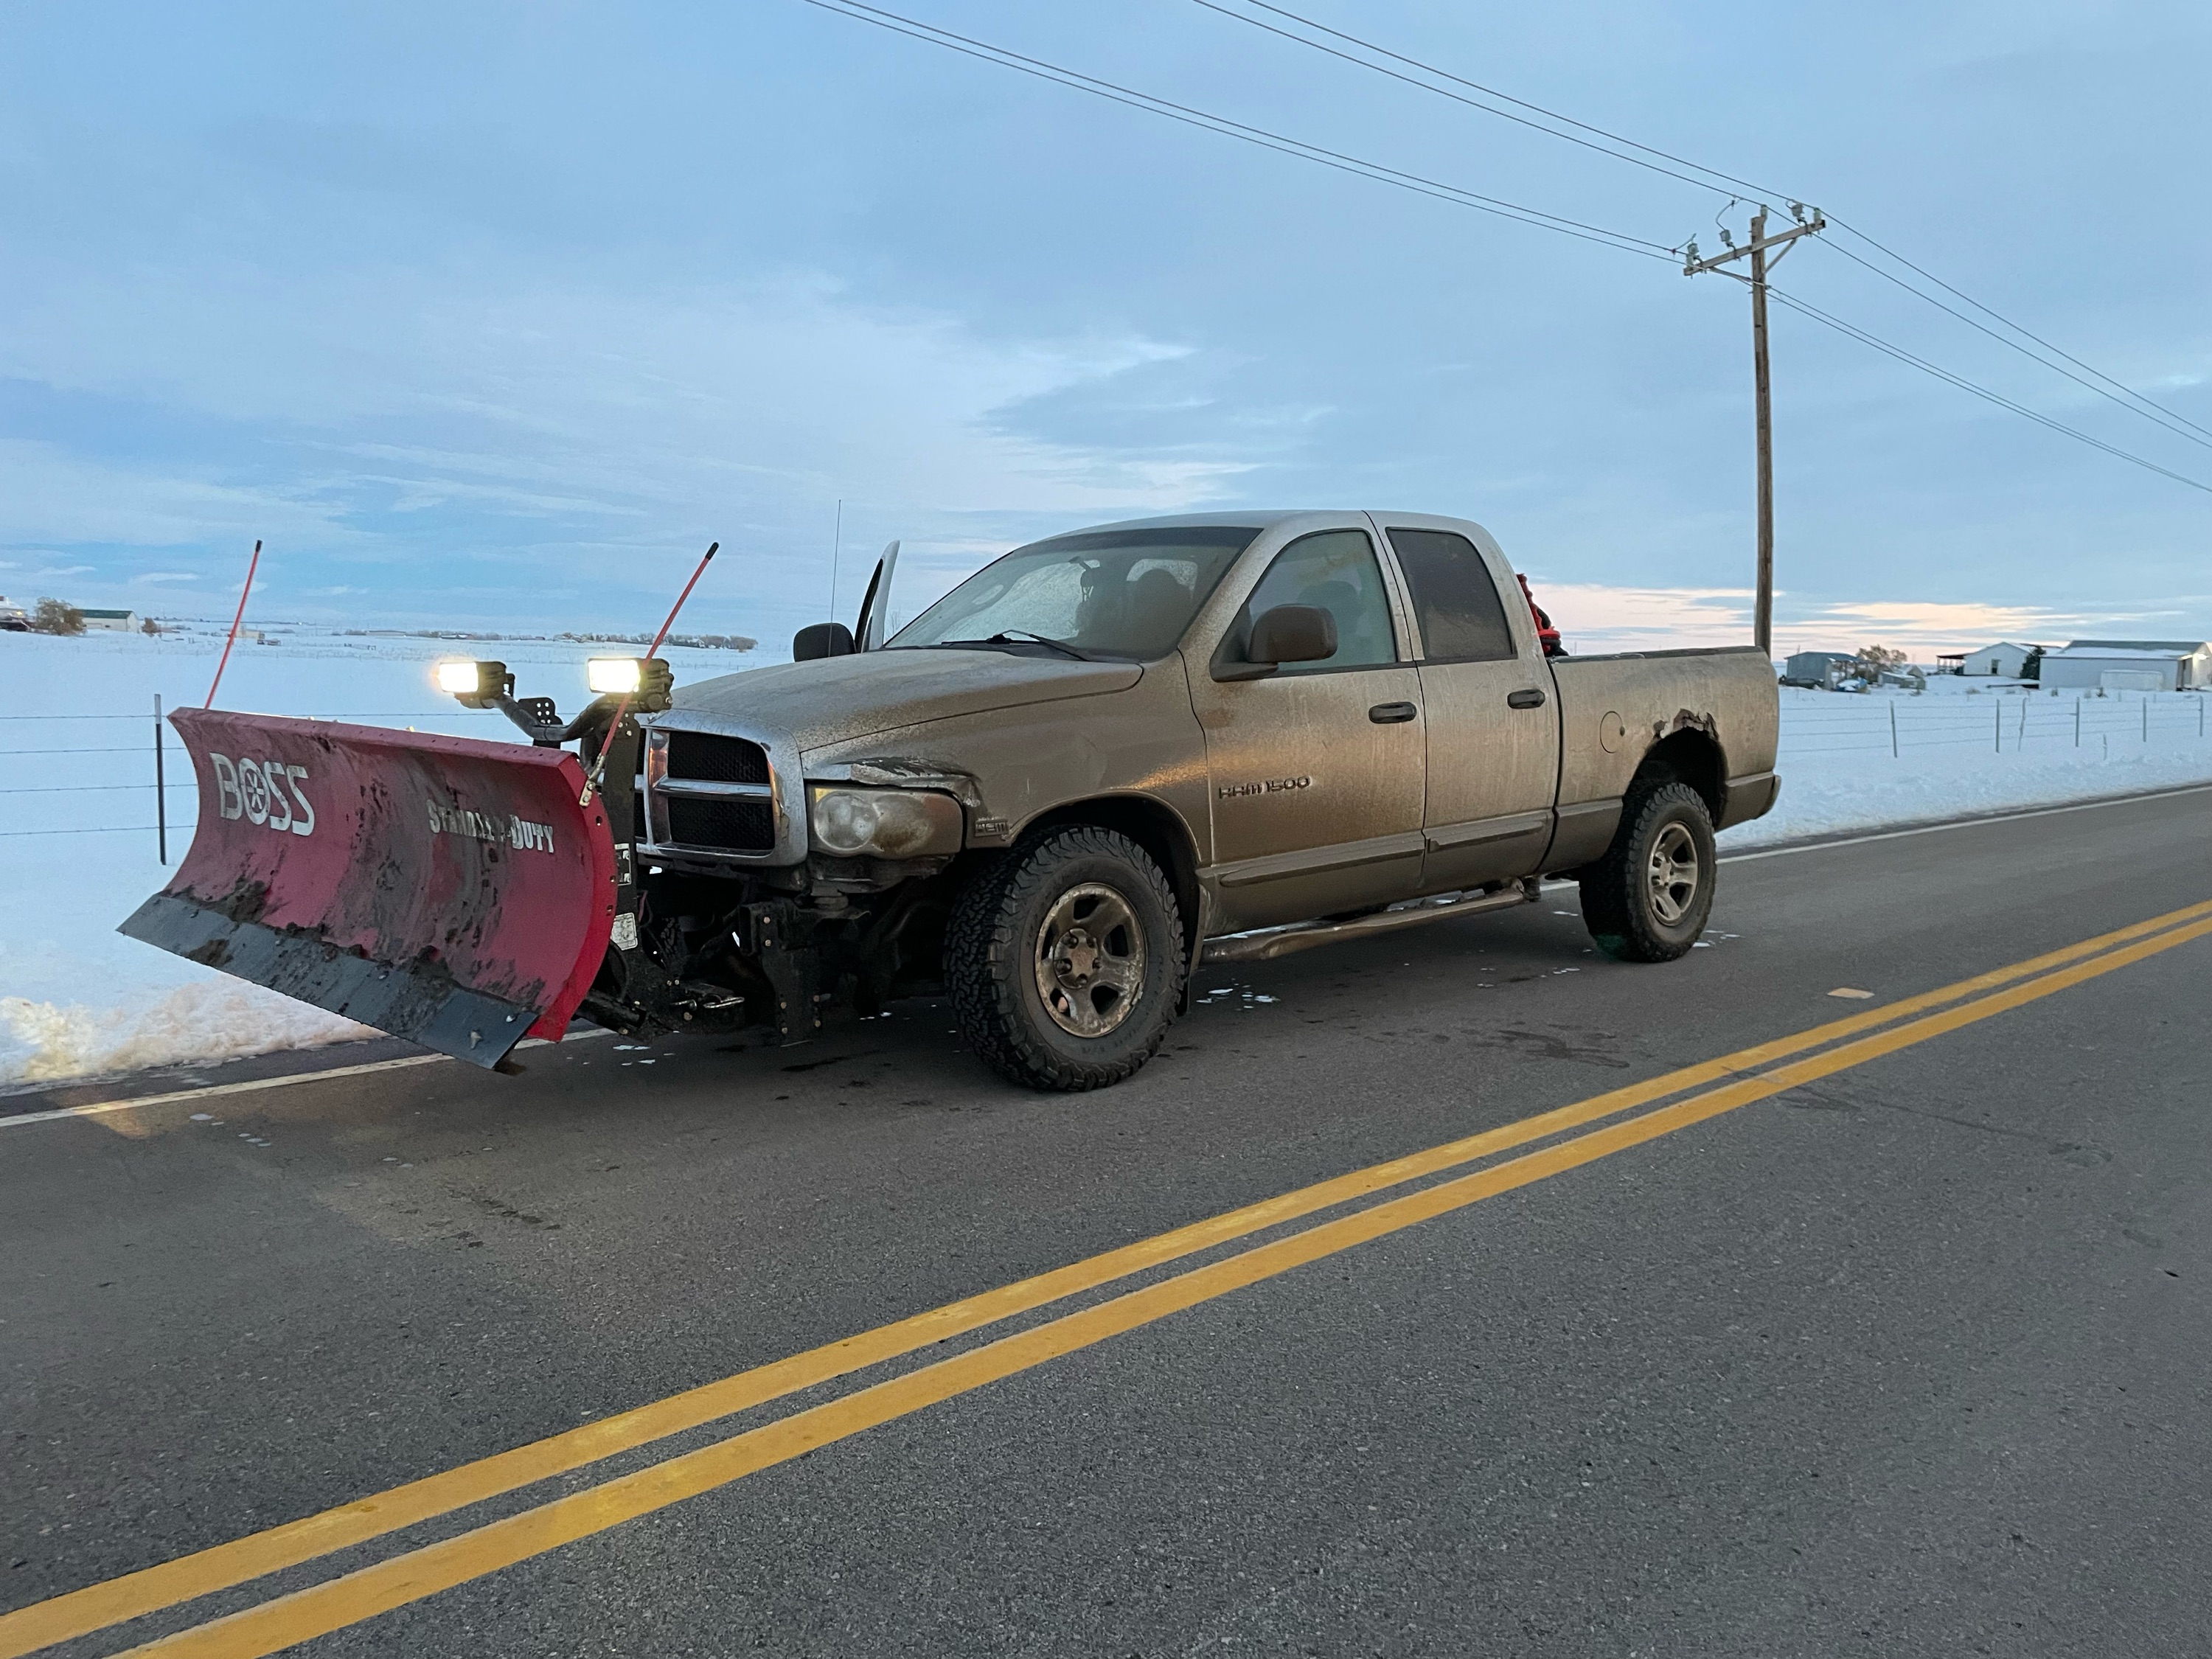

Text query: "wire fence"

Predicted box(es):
[1780, 687, 2211, 757]
[3, 689, 2207, 850]
[0, 701, 517, 848]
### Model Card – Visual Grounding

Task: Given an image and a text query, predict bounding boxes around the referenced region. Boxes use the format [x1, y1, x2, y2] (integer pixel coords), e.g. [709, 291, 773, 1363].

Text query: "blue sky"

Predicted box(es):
[1, 0, 2205, 657]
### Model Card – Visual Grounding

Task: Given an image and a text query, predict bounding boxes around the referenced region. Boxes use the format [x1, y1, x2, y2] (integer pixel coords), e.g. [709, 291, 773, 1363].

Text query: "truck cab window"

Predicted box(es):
[1243, 529, 1398, 672]
[1385, 528, 1517, 663]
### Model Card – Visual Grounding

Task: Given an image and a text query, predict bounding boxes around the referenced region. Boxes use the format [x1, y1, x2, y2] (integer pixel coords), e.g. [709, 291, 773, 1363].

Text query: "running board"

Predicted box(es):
[1200, 880, 1540, 965]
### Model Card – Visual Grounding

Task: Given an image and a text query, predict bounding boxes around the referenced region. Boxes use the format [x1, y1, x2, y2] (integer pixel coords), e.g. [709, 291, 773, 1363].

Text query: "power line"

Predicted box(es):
[1760, 283, 2211, 493]
[1823, 217, 2212, 442]
[804, 0, 2208, 493]
[801, 0, 1676, 260]
[1200, 0, 2210, 453]
[1201, 0, 1790, 201]
[1818, 238, 2211, 449]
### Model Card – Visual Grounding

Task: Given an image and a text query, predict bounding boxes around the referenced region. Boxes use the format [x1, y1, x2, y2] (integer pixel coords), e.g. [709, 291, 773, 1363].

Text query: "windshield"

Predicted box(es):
[888, 526, 1262, 661]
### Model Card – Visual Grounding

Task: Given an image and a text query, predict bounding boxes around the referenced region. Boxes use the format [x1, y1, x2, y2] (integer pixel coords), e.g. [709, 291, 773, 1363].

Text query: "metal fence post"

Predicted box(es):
[154, 693, 167, 865]
[2143, 697, 2149, 743]
[2075, 698, 2081, 748]
[1994, 700, 2001, 754]
[1890, 700, 1899, 758]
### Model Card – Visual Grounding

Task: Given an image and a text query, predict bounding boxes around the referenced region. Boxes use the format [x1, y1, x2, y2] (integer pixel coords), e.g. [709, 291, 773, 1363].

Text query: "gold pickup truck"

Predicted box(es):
[645, 510, 1779, 1088]
[126, 511, 1778, 1091]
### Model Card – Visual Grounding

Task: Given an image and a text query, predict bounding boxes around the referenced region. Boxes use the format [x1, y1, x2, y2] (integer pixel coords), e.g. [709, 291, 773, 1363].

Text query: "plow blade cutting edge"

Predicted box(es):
[119, 709, 617, 1069]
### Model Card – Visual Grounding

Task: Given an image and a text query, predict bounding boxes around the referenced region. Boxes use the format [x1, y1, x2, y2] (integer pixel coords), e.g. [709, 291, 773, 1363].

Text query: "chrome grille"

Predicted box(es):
[666, 796, 775, 852]
[647, 725, 780, 856]
[666, 730, 769, 787]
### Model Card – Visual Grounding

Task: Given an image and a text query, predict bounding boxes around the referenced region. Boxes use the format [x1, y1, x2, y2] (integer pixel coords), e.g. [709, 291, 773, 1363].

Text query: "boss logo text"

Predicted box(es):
[211, 754, 315, 836]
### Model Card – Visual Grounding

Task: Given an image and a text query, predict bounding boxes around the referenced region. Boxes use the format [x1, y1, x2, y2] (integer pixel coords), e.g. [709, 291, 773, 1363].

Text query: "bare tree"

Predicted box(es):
[31, 598, 85, 636]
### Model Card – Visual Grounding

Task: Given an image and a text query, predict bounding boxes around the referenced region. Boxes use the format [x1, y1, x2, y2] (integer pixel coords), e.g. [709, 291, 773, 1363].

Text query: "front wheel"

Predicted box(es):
[945, 826, 1185, 1090]
[1579, 780, 1717, 962]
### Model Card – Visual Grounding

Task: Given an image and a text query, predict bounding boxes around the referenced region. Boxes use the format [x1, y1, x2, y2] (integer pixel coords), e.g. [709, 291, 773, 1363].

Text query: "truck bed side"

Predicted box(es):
[1543, 645, 1780, 870]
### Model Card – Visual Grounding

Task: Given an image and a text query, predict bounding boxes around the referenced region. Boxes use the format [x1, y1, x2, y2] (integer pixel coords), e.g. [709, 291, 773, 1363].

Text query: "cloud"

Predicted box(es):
[0, 439, 354, 549]
[1778, 599, 2163, 656]
[132, 570, 204, 583]
[1537, 582, 1751, 654]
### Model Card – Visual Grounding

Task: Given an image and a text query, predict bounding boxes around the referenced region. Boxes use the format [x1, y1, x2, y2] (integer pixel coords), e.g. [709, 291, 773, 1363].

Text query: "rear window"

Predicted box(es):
[1386, 528, 1517, 663]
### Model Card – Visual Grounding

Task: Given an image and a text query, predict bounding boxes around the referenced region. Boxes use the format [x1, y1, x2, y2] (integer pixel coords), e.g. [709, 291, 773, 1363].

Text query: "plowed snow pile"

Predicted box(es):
[2, 633, 2206, 1087]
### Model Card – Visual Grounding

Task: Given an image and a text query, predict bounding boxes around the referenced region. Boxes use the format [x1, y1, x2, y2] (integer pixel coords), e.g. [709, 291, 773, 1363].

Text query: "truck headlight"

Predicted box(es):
[807, 786, 963, 858]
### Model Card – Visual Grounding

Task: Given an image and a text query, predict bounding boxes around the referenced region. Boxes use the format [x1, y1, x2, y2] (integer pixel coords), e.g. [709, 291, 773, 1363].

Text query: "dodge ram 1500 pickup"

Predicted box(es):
[125, 510, 1779, 1090]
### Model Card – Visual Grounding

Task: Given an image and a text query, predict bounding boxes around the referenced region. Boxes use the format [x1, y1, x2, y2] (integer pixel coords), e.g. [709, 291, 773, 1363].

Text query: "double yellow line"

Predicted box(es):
[9, 898, 2210, 1659]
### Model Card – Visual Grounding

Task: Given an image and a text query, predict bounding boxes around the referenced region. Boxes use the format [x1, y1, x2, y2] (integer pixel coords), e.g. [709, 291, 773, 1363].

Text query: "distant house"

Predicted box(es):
[78, 608, 140, 633]
[2039, 640, 2212, 694]
[0, 596, 28, 633]
[1779, 650, 1860, 689]
[1958, 641, 2036, 677]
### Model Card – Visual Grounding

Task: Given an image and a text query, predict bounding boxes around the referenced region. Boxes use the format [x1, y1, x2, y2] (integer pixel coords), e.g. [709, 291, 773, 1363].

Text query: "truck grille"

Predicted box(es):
[665, 731, 769, 786]
[653, 727, 778, 855]
[666, 796, 775, 852]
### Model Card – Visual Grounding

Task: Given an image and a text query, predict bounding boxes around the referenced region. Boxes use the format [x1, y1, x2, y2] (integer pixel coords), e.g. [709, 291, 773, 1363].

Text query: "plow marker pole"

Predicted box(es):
[204, 538, 262, 708]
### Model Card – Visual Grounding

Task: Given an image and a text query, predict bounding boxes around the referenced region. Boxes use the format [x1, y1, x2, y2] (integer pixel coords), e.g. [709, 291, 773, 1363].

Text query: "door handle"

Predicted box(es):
[1368, 701, 1418, 724]
[1506, 688, 1547, 709]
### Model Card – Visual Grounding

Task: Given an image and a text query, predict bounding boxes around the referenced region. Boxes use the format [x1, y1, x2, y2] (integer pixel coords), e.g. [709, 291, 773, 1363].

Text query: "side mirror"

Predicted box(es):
[1250, 604, 1336, 665]
[793, 622, 855, 661]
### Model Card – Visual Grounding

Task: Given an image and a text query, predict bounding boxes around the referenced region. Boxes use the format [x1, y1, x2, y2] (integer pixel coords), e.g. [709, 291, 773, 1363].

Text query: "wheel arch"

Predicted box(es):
[1019, 793, 1203, 961]
[1631, 728, 1726, 821]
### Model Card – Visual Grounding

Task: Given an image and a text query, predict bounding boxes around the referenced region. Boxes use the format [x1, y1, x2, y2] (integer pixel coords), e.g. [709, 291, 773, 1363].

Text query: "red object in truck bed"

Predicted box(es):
[119, 709, 616, 1069]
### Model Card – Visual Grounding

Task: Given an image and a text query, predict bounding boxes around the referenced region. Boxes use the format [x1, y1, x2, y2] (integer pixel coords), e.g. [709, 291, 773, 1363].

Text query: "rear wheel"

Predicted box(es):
[946, 826, 1184, 1090]
[1579, 780, 1716, 962]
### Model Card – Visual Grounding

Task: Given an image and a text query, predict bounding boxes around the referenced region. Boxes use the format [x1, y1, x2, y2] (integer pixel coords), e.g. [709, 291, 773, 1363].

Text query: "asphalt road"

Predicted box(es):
[4, 788, 2208, 1658]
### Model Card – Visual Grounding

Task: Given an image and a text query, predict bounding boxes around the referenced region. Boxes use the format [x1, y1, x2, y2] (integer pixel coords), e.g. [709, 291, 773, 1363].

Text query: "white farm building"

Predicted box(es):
[1958, 641, 2036, 677]
[2039, 640, 2212, 693]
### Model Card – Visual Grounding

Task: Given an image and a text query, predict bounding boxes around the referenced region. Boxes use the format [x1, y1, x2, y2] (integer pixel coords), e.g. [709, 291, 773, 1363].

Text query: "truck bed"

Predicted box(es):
[1544, 644, 1779, 870]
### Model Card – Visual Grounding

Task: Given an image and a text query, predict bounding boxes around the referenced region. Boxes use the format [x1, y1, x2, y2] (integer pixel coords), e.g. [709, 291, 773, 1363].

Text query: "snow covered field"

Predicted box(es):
[3, 630, 2207, 1088]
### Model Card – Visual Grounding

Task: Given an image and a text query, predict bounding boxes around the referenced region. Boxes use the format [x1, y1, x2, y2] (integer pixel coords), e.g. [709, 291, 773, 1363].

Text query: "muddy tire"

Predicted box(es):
[945, 826, 1184, 1091]
[1579, 780, 1717, 963]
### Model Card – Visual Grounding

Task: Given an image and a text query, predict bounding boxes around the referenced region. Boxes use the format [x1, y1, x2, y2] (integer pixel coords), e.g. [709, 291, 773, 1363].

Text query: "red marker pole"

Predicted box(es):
[205, 538, 263, 708]
[582, 540, 718, 803]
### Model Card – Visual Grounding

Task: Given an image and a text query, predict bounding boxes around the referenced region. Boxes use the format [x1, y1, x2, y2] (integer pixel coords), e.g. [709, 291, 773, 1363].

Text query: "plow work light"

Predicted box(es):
[435, 659, 510, 709]
[588, 656, 674, 711]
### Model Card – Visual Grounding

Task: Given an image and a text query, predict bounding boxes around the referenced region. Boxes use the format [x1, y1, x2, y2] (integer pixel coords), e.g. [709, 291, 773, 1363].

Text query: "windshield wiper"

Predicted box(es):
[941, 631, 1092, 661]
[993, 630, 1091, 660]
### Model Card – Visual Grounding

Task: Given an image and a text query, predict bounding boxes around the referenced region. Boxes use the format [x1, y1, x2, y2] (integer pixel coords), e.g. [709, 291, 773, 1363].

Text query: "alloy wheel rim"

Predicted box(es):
[1034, 882, 1144, 1038]
[1646, 821, 1701, 925]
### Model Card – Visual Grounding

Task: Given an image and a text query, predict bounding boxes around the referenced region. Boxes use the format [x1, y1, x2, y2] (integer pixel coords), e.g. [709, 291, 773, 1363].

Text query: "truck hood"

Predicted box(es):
[667, 648, 1144, 751]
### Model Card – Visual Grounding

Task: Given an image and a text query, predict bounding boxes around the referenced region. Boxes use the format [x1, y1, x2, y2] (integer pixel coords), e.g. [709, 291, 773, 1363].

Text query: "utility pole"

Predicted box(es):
[1683, 204, 1824, 661]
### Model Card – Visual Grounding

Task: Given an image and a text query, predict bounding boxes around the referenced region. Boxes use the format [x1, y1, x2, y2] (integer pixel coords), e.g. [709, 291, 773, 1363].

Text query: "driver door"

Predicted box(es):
[1188, 524, 1426, 931]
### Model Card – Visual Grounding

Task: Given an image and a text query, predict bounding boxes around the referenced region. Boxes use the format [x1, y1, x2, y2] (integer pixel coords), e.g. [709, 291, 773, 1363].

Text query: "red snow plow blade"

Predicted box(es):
[119, 709, 616, 1070]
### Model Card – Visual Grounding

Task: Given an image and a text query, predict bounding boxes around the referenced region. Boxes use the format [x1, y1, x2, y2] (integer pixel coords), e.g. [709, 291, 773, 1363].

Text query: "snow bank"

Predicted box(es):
[0, 983, 377, 1087]
[1, 634, 2205, 1088]
[1719, 684, 2212, 848]
[1720, 742, 2212, 849]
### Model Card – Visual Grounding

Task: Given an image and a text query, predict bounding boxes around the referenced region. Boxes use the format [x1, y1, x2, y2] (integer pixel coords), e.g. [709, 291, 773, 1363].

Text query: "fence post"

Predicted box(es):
[2143, 697, 2149, 743]
[2075, 698, 2081, 748]
[154, 693, 167, 866]
[1890, 700, 1899, 758]
[2020, 697, 2027, 745]
[1994, 699, 2001, 754]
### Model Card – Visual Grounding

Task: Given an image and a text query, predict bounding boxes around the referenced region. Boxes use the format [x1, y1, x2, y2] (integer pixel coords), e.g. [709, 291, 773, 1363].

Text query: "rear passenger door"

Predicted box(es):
[1377, 519, 1561, 892]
